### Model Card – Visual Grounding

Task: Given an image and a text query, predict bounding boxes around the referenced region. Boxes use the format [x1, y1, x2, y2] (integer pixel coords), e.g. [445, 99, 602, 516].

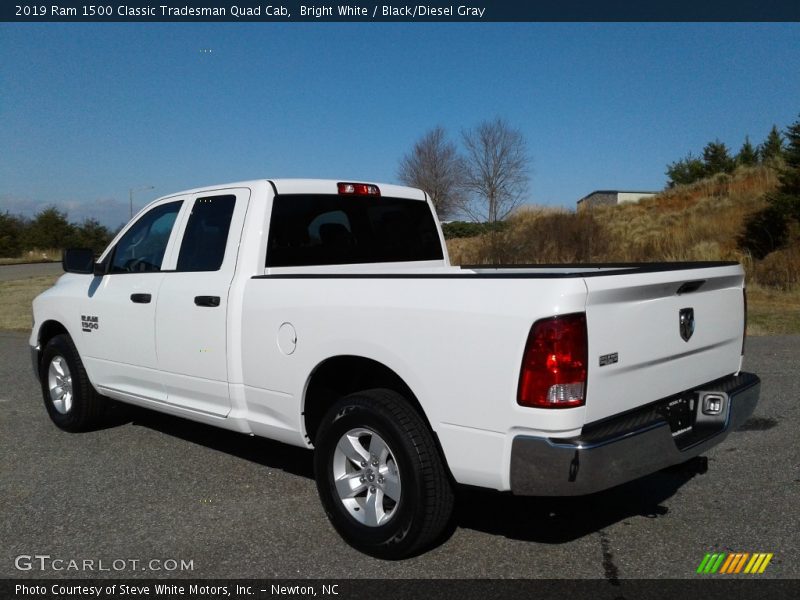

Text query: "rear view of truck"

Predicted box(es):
[504, 263, 760, 495]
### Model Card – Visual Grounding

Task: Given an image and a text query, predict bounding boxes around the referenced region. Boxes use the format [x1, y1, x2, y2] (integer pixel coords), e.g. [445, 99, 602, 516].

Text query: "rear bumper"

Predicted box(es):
[510, 372, 760, 496]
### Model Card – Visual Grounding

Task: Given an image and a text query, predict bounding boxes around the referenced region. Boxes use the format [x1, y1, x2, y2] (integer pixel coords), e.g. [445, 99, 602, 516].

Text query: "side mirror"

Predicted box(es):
[93, 259, 109, 276]
[62, 248, 95, 274]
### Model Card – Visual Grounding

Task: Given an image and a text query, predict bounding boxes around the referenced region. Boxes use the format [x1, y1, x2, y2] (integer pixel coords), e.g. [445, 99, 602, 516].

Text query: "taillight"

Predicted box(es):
[518, 313, 588, 408]
[337, 182, 380, 196]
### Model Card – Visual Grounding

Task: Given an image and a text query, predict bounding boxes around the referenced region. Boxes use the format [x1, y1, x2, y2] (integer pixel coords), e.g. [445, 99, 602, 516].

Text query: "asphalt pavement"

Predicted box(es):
[0, 262, 62, 281]
[1, 332, 797, 579]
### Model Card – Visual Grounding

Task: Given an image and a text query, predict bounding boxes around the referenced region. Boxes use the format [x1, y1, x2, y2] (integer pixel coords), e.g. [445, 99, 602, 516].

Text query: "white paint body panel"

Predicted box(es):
[583, 269, 745, 423]
[155, 187, 251, 416]
[30, 178, 747, 492]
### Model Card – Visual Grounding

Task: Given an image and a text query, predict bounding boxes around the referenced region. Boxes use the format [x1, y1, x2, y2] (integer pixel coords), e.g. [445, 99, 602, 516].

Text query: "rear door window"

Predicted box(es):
[176, 195, 237, 272]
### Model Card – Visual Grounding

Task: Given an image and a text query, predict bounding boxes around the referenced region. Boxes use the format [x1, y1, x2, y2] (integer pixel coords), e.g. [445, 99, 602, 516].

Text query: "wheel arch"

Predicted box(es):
[33, 320, 71, 374]
[303, 355, 434, 447]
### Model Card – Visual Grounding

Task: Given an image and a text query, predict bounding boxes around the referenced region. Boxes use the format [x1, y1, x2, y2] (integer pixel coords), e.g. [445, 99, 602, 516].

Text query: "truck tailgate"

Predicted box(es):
[584, 264, 745, 423]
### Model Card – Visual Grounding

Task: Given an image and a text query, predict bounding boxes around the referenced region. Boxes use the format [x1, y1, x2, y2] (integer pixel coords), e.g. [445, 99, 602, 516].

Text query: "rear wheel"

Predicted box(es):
[314, 389, 454, 559]
[39, 334, 105, 432]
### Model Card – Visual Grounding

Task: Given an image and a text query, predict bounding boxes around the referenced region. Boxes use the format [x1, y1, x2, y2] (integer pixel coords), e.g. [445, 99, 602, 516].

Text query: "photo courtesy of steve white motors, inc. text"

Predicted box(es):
[14, 4, 489, 19]
[14, 583, 338, 597]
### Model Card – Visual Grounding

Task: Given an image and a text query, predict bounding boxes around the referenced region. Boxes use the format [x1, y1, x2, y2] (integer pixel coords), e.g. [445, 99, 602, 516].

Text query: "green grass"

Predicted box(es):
[0, 275, 60, 331]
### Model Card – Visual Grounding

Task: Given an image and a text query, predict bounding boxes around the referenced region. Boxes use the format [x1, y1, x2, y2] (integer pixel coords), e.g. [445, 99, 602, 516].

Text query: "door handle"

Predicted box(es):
[194, 295, 221, 307]
[130, 293, 152, 304]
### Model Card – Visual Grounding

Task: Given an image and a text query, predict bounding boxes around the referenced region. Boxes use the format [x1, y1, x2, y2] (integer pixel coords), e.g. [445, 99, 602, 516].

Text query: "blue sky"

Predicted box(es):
[1, 23, 799, 227]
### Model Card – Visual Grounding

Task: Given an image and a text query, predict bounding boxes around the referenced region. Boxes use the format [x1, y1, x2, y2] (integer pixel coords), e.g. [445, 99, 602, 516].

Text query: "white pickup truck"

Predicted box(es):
[31, 179, 760, 558]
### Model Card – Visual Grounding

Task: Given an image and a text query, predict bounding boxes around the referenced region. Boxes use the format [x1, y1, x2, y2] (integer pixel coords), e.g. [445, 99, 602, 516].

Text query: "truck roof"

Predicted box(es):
[158, 179, 427, 202]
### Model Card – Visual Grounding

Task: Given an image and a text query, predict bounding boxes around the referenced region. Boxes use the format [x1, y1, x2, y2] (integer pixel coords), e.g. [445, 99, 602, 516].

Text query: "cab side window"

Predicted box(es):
[110, 201, 182, 273]
[176, 195, 236, 272]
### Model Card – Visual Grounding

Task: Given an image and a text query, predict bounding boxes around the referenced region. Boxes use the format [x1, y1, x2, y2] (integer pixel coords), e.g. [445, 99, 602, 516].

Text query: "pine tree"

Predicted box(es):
[665, 153, 705, 187]
[702, 140, 735, 175]
[25, 207, 77, 250]
[0, 212, 24, 257]
[736, 136, 759, 167]
[75, 218, 113, 254]
[759, 125, 784, 164]
[740, 115, 800, 258]
[776, 115, 800, 197]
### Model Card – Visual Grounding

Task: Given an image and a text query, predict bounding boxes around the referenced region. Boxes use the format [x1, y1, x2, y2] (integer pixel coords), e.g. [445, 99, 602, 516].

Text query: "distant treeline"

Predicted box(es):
[666, 125, 787, 187]
[0, 208, 115, 258]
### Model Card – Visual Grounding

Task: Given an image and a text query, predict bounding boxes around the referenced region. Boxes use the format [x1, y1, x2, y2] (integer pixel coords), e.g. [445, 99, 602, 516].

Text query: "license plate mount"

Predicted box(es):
[659, 394, 696, 438]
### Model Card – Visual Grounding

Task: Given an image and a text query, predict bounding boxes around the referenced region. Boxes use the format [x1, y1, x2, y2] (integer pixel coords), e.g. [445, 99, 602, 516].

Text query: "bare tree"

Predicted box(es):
[459, 118, 530, 223]
[397, 126, 465, 219]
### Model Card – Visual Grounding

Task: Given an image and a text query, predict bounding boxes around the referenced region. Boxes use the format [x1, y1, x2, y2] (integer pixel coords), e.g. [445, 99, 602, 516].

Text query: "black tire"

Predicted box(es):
[313, 388, 454, 559]
[39, 334, 105, 432]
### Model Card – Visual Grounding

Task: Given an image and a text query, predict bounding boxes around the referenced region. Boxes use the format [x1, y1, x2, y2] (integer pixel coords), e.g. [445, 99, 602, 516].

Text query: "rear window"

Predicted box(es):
[266, 194, 444, 267]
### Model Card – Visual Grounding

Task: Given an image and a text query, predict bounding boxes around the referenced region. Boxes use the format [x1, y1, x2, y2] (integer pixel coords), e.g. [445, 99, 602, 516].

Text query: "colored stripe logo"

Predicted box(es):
[696, 552, 773, 574]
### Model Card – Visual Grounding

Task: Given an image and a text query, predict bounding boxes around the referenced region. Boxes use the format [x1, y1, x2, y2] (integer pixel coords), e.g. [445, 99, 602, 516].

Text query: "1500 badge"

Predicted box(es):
[81, 315, 99, 332]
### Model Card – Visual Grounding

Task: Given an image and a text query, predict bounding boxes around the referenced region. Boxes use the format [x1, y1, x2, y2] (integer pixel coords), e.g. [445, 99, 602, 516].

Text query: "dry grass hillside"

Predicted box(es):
[446, 166, 800, 334]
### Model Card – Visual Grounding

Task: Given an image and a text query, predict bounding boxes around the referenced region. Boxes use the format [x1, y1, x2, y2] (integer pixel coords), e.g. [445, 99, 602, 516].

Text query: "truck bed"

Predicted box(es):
[260, 260, 739, 278]
[245, 260, 746, 489]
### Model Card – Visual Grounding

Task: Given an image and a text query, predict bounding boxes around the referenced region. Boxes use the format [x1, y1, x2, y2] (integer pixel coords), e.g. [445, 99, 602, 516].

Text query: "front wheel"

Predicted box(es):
[39, 334, 105, 432]
[313, 389, 454, 559]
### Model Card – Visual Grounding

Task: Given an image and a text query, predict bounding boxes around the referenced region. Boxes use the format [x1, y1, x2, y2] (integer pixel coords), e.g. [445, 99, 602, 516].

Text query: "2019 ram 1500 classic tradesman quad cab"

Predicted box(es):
[31, 179, 760, 558]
